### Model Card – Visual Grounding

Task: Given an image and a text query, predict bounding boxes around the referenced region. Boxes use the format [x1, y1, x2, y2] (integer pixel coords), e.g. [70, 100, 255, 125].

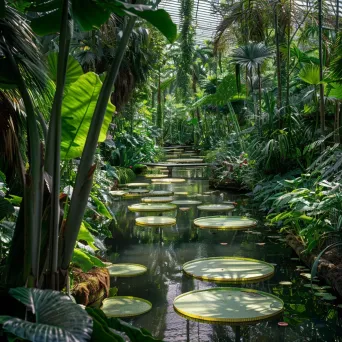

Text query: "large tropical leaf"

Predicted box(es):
[298, 64, 321, 85]
[0, 196, 14, 221]
[47, 53, 83, 86]
[325, 82, 342, 100]
[72, 248, 105, 272]
[230, 43, 273, 69]
[1, 287, 93, 342]
[78, 222, 98, 251]
[61, 72, 115, 160]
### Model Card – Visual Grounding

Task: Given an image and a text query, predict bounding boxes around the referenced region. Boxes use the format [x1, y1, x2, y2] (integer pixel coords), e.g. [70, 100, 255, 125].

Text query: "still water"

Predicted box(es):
[106, 174, 342, 342]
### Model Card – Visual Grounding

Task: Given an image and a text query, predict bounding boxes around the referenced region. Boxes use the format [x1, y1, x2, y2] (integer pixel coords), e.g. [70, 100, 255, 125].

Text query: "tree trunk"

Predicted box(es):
[275, 0, 282, 110]
[318, 0, 325, 134]
[156, 68, 163, 145]
[286, 0, 292, 110]
[258, 64, 262, 115]
[335, 101, 340, 143]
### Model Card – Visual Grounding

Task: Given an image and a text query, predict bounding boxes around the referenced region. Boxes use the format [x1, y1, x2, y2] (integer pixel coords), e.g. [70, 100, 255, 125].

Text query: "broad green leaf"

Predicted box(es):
[72, 248, 105, 272]
[325, 82, 342, 100]
[298, 64, 320, 85]
[47, 53, 83, 85]
[78, 222, 98, 251]
[91, 195, 113, 219]
[97, 0, 177, 43]
[72, 0, 111, 31]
[61, 72, 115, 160]
[31, 8, 61, 36]
[3, 287, 92, 342]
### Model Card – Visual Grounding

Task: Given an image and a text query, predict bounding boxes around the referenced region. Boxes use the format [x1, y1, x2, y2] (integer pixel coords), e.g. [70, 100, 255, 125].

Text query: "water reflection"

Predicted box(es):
[106, 178, 342, 341]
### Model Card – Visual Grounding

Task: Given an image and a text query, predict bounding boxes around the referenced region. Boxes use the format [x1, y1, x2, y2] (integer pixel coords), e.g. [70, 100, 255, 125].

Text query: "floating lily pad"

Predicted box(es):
[182, 257, 274, 283]
[109, 191, 127, 196]
[256, 242, 266, 246]
[151, 178, 186, 183]
[166, 159, 204, 163]
[101, 297, 152, 318]
[141, 197, 173, 203]
[173, 287, 283, 323]
[149, 191, 174, 197]
[107, 264, 147, 277]
[128, 203, 177, 212]
[123, 193, 143, 199]
[279, 281, 292, 286]
[128, 189, 150, 194]
[145, 174, 168, 179]
[172, 200, 202, 206]
[126, 183, 150, 188]
[194, 216, 257, 230]
[197, 204, 235, 212]
[174, 192, 189, 196]
[135, 216, 176, 227]
[179, 207, 190, 212]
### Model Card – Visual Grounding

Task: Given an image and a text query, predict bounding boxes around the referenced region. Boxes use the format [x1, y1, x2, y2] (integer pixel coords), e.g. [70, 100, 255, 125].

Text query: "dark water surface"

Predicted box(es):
[106, 175, 342, 342]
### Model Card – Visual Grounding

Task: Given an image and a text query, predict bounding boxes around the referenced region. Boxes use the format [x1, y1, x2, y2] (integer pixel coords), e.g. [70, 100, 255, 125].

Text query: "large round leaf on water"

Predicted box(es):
[148, 190, 174, 197]
[128, 189, 150, 194]
[128, 203, 177, 212]
[172, 200, 202, 205]
[101, 297, 152, 318]
[151, 178, 186, 183]
[166, 159, 204, 163]
[145, 174, 168, 179]
[141, 197, 173, 203]
[61, 73, 115, 160]
[197, 204, 234, 212]
[194, 216, 257, 230]
[126, 183, 150, 188]
[183, 257, 274, 283]
[136, 216, 176, 227]
[107, 263, 147, 277]
[173, 288, 283, 324]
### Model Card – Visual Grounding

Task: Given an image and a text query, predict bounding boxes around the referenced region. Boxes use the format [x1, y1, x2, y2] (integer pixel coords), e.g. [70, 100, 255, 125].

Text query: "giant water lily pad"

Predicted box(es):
[101, 297, 152, 318]
[128, 203, 177, 212]
[109, 191, 127, 196]
[128, 189, 150, 194]
[166, 159, 204, 163]
[197, 204, 235, 212]
[148, 190, 174, 197]
[123, 193, 143, 199]
[107, 263, 147, 277]
[194, 216, 257, 230]
[151, 178, 186, 183]
[173, 287, 283, 324]
[145, 174, 168, 179]
[126, 183, 150, 188]
[174, 192, 188, 196]
[183, 257, 274, 283]
[172, 200, 202, 205]
[141, 196, 173, 203]
[136, 216, 176, 227]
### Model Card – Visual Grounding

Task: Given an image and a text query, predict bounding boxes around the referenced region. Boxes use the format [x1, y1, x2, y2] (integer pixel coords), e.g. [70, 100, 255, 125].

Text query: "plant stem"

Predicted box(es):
[2, 37, 43, 286]
[44, 0, 70, 290]
[318, 0, 325, 135]
[60, 16, 137, 272]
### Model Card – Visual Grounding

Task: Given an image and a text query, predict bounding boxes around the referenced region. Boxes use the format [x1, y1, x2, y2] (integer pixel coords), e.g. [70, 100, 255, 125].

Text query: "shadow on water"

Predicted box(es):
[105, 175, 342, 342]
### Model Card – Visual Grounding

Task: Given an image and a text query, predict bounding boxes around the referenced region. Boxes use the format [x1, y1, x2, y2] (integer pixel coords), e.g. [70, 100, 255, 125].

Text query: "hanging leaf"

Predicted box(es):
[47, 53, 83, 86]
[31, 8, 62, 36]
[78, 222, 98, 251]
[0, 287, 93, 342]
[61, 72, 115, 160]
[97, 0, 177, 43]
[91, 195, 113, 219]
[72, 248, 105, 272]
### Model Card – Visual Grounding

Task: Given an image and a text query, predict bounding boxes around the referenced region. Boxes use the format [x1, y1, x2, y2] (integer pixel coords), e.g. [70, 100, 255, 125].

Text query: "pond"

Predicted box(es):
[106, 174, 342, 342]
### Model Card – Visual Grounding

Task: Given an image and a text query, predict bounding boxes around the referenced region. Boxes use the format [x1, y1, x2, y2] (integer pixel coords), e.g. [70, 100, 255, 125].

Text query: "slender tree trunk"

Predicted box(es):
[275, 0, 282, 110]
[286, 0, 292, 110]
[318, 0, 325, 134]
[156, 68, 163, 145]
[335, 0, 340, 143]
[258, 64, 262, 115]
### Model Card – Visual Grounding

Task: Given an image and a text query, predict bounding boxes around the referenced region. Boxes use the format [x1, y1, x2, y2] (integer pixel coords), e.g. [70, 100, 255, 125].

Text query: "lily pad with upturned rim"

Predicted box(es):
[125, 183, 150, 188]
[141, 196, 173, 203]
[151, 178, 186, 183]
[101, 296, 152, 318]
[172, 200, 202, 206]
[109, 191, 127, 196]
[173, 287, 283, 324]
[182, 257, 274, 283]
[148, 190, 174, 197]
[197, 204, 235, 212]
[106, 263, 147, 277]
[128, 189, 150, 194]
[145, 174, 168, 179]
[128, 203, 177, 213]
[194, 216, 258, 230]
[135, 216, 176, 227]
[166, 158, 204, 163]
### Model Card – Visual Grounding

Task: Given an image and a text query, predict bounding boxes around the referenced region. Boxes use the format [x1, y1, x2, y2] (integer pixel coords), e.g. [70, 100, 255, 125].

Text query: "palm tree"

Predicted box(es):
[230, 43, 273, 116]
